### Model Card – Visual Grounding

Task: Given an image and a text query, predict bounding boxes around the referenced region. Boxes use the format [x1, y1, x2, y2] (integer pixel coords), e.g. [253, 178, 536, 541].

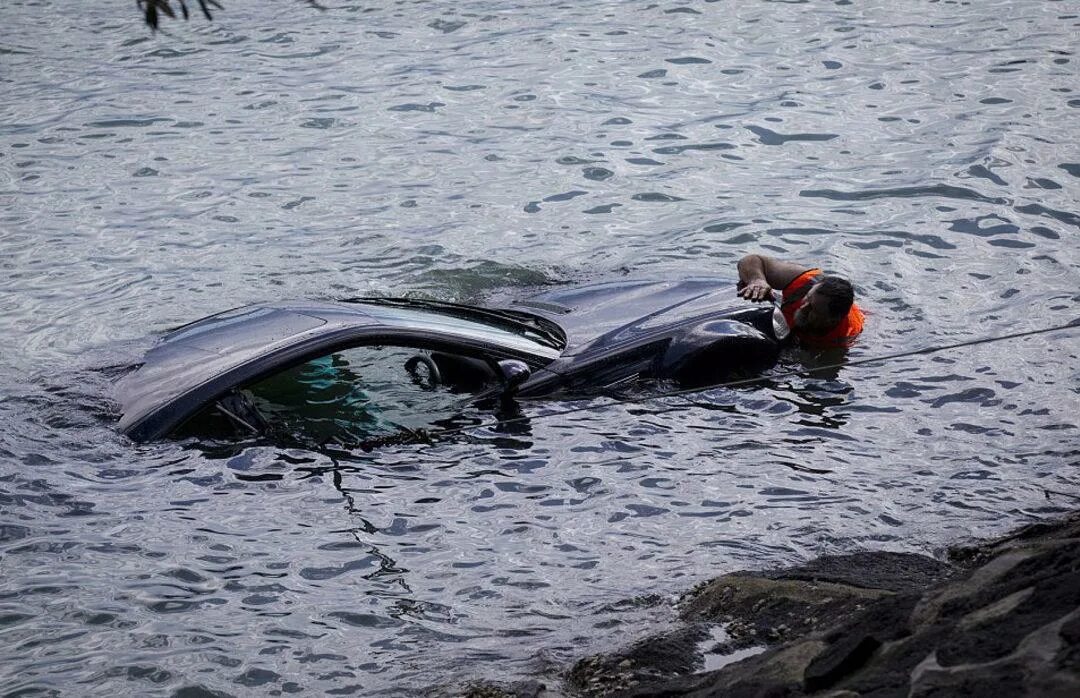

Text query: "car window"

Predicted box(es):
[182, 344, 500, 445]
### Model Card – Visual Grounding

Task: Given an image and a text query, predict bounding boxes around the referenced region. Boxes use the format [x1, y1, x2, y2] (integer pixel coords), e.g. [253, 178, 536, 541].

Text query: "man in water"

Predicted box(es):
[737, 253, 864, 347]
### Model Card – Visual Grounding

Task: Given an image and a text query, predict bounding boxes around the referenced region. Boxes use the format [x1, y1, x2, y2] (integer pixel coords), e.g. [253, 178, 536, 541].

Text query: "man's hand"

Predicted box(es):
[738, 279, 774, 302]
[737, 254, 812, 302]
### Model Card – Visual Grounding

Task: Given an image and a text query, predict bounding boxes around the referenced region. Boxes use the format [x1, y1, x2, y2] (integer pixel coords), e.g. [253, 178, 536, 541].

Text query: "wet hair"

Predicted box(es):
[815, 276, 855, 320]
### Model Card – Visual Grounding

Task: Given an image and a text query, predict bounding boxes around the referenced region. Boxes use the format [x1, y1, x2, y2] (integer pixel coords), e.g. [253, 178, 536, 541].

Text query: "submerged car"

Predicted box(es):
[115, 278, 780, 444]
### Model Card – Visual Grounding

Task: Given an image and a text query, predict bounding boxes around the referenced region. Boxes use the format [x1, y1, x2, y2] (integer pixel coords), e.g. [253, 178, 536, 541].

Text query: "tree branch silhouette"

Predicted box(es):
[137, 1, 324, 30]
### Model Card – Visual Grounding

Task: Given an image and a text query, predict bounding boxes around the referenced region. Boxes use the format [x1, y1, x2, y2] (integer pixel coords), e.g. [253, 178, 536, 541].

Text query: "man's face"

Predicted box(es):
[793, 286, 836, 335]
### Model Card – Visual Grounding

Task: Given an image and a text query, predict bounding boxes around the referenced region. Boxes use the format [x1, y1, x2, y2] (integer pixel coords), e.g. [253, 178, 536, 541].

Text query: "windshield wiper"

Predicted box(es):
[341, 296, 566, 350]
[461, 306, 565, 344]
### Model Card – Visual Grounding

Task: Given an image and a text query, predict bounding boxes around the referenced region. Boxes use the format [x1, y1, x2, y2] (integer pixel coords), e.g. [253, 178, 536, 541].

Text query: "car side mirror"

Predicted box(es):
[496, 360, 531, 391]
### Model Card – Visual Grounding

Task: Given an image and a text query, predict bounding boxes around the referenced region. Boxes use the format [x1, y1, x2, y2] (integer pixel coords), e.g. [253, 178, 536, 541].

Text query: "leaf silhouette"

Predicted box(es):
[137, 1, 320, 31]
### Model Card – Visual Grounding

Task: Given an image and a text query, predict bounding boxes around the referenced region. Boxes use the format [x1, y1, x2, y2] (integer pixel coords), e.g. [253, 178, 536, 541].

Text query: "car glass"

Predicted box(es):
[238, 345, 497, 445]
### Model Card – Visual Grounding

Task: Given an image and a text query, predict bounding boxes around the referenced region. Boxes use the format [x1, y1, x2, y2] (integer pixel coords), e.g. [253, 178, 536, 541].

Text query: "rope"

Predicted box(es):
[351, 319, 1080, 451]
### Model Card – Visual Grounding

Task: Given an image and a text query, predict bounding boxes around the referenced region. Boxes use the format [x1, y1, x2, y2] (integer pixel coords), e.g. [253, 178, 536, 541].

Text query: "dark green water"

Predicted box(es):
[1, 0, 1078, 694]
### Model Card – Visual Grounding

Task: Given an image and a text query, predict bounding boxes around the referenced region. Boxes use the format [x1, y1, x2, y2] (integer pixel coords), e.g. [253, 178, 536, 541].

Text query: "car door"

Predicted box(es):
[516, 340, 671, 398]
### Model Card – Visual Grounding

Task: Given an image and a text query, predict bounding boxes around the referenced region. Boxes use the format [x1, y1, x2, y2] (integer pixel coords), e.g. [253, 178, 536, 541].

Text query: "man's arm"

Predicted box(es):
[737, 254, 814, 302]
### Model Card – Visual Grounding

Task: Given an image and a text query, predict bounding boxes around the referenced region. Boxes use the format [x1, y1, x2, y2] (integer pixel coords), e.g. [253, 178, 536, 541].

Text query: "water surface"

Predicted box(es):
[1, 0, 1078, 695]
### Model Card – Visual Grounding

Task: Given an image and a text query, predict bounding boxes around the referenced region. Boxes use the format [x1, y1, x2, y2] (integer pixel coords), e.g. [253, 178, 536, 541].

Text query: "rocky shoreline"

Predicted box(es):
[446, 512, 1080, 697]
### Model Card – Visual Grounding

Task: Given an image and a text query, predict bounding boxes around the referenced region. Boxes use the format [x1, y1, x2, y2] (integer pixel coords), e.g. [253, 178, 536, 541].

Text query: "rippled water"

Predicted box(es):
[2, 0, 1079, 694]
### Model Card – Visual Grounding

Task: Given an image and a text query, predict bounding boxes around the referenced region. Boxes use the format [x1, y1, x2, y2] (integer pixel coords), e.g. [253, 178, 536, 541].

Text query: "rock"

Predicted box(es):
[766, 551, 955, 593]
[451, 512, 1080, 697]
[618, 639, 827, 697]
[680, 574, 889, 647]
[440, 679, 553, 698]
[566, 625, 709, 696]
[660, 512, 1080, 697]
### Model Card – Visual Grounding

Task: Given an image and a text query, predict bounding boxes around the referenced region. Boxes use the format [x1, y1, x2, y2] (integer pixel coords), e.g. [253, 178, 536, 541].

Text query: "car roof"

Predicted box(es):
[116, 299, 562, 442]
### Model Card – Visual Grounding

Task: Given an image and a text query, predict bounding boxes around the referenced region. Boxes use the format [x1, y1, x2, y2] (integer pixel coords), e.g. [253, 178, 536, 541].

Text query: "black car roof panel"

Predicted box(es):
[166, 306, 329, 353]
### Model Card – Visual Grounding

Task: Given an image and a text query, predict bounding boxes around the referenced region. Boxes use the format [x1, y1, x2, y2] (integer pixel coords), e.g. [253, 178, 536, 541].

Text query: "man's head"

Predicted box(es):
[792, 276, 854, 335]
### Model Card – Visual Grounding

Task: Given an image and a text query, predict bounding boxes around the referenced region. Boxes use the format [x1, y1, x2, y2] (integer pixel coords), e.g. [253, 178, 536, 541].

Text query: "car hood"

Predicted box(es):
[507, 277, 763, 358]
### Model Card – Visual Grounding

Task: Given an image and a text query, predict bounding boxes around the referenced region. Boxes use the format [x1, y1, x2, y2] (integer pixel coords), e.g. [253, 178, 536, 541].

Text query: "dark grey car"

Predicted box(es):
[115, 278, 779, 443]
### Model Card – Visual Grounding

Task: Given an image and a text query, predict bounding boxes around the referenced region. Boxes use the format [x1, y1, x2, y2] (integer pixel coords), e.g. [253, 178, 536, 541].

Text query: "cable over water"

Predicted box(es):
[354, 319, 1080, 451]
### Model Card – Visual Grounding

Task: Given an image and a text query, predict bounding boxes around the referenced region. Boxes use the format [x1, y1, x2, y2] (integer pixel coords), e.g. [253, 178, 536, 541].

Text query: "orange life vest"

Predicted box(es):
[780, 269, 864, 348]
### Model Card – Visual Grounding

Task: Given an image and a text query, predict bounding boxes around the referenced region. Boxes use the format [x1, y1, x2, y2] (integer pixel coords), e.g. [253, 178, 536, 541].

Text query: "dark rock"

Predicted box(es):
[680, 573, 890, 647]
[768, 551, 954, 593]
[802, 633, 880, 693]
[948, 511, 1080, 566]
[457, 512, 1080, 697]
[620, 639, 826, 698]
[696, 513, 1080, 697]
[442, 679, 551, 698]
[567, 625, 709, 696]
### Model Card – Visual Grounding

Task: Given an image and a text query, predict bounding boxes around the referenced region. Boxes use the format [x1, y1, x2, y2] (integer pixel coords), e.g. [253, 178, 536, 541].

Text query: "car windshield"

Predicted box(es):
[177, 344, 501, 446]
